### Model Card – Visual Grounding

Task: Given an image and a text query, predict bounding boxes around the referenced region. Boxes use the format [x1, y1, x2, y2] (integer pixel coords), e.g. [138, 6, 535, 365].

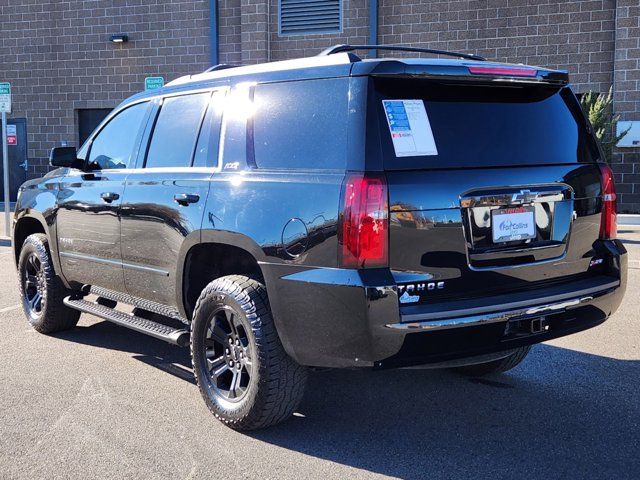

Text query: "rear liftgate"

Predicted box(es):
[460, 183, 577, 334]
[460, 183, 574, 270]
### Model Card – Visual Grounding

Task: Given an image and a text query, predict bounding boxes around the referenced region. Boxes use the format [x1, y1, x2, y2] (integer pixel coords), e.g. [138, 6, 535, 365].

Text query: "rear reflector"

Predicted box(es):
[468, 66, 538, 77]
[598, 163, 617, 239]
[339, 173, 389, 268]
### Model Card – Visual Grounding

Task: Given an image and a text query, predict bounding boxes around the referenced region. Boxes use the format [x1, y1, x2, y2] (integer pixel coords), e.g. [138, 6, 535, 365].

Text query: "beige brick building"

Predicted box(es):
[1, 0, 639, 211]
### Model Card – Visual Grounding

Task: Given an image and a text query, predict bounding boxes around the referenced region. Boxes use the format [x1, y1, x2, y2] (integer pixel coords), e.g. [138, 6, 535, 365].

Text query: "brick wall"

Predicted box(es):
[612, 0, 640, 213]
[0, 0, 211, 177]
[241, 0, 269, 64]
[219, 0, 242, 65]
[378, 0, 616, 94]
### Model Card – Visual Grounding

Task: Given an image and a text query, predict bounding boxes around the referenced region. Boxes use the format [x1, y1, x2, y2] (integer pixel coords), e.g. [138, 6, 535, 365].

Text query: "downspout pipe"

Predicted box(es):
[369, 0, 378, 58]
[210, 0, 219, 66]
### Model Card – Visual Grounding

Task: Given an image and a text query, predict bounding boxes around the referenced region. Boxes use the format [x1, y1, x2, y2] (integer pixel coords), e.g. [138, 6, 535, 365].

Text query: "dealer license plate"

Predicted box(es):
[491, 206, 536, 243]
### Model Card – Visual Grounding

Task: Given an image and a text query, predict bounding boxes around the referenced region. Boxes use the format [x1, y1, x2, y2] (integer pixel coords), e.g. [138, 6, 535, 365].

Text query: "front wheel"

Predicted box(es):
[17, 233, 80, 334]
[190, 275, 307, 430]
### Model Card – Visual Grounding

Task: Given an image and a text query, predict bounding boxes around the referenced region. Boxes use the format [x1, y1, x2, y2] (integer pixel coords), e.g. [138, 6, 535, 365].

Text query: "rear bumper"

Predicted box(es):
[263, 240, 627, 369]
[388, 278, 619, 332]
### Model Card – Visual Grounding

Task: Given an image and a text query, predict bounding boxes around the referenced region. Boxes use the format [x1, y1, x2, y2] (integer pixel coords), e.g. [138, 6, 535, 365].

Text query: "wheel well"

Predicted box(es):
[13, 217, 46, 265]
[183, 243, 263, 318]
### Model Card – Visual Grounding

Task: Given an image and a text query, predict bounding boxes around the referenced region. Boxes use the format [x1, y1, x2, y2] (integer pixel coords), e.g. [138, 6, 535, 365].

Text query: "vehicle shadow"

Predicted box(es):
[257, 346, 640, 479]
[55, 320, 196, 384]
[55, 321, 639, 479]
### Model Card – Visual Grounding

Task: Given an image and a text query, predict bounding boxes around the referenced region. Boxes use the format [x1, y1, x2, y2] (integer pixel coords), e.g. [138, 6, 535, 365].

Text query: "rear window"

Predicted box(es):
[374, 79, 600, 170]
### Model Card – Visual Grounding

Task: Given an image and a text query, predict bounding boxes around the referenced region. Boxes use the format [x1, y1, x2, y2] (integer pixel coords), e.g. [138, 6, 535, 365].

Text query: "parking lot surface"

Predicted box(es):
[1, 217, 638, 480]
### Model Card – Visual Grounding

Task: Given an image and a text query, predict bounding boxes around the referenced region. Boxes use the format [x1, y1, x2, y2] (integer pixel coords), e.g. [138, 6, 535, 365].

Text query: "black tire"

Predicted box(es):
[453, 346, 532, 377]
[17, 233, 80, 334]
[191, 275, 307, 430]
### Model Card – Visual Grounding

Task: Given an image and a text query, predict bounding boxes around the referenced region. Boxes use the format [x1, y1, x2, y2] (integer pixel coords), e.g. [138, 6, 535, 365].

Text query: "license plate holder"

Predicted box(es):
[491, 206, 536, 243]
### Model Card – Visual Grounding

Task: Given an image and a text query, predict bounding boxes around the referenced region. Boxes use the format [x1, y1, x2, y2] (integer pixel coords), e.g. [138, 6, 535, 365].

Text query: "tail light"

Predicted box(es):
[598, 163, 617, 239]
[339, 173, 389, 268]
[468, 66, 538, 77]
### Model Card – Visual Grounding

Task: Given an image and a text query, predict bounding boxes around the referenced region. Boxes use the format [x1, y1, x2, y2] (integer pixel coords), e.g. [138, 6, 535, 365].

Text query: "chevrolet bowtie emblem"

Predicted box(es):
[511, 189, 538, 204]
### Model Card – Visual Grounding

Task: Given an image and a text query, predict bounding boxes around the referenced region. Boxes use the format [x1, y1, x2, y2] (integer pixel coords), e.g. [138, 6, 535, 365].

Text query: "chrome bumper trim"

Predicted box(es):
[400, 280, 619, 323]
[387, 284, 617, 332]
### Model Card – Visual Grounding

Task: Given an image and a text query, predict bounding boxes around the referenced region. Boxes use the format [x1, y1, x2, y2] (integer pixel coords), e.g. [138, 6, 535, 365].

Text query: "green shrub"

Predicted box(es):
[580, 88, 630, 164]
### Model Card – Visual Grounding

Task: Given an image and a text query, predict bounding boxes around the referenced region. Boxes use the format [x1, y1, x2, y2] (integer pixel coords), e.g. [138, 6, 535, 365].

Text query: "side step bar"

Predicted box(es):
[63, 297, 190, 347]
[89, 285, 188, 324]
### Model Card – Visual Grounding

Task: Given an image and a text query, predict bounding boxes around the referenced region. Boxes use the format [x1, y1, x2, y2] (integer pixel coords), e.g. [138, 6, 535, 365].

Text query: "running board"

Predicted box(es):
[63, 297, 189, 347]
[89, 285, 188, 324]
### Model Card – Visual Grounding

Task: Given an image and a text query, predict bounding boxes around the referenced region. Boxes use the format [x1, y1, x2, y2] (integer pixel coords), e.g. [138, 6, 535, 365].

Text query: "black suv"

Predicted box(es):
[12, 45, 627, 430]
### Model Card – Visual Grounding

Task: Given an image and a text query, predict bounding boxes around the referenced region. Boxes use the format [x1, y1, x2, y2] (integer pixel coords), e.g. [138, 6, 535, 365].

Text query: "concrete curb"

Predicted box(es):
[619, 214, 640, 226]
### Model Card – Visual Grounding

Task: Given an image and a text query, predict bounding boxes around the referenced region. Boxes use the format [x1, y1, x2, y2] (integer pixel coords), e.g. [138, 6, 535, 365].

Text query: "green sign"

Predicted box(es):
[0, 83, 10, 113]
[145, 77, 164, 91]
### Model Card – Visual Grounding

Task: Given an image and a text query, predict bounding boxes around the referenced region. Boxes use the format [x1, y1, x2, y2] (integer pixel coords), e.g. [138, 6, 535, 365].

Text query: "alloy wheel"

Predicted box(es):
[203, 306, 254, 402]
[23, 253, 45, 315]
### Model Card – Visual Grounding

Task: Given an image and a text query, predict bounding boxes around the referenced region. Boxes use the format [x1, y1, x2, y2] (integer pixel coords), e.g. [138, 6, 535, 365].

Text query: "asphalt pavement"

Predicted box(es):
[0, 217, 638, 480]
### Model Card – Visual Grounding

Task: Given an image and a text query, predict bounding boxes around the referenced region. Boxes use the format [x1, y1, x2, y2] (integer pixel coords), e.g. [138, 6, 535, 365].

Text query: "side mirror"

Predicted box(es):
[49, 146, 83, 169]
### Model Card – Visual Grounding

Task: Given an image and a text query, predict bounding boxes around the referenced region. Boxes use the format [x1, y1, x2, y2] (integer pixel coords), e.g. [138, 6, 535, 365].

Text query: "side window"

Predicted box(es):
[145, 93, 209, 169]
[252, 78, 348, 170]
[193, 90, 225, 168]
[218, 85, 253, 170]
[87, 102, 149, 170]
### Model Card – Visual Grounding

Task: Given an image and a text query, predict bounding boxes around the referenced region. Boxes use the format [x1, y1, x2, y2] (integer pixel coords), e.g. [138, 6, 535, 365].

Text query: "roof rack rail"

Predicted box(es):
[318, 44, 486, 62]
[203, 64, 240, 73]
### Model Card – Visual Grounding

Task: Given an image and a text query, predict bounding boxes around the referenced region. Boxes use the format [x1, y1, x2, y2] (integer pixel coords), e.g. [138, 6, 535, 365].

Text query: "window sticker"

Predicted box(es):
[382, 100, 438, 157]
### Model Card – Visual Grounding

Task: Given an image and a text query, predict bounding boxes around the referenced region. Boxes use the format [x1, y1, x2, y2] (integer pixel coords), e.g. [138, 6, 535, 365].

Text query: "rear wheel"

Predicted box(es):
[452, 346, 532, 376]
[17, 233, 80, 334]
[191, 275, 307, 430]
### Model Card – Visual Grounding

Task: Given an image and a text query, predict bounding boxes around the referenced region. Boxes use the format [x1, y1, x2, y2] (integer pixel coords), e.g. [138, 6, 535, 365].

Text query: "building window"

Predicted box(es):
[279, 0, 342, 36]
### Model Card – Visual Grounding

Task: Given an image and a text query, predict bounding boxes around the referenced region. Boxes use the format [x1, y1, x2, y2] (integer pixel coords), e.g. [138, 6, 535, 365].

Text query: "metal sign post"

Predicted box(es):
[0, 82, 12, 238]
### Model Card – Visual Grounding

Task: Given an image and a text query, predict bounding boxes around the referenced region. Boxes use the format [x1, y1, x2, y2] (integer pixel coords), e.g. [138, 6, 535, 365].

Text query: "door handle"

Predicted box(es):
[173, 193, 200, 206]
[101, 192, 120, 203]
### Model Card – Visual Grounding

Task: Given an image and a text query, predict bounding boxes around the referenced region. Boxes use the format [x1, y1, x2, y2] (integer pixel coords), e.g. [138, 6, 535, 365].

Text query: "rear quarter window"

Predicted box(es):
[374, 78, 600, 170]
[252, 78, 349, 170]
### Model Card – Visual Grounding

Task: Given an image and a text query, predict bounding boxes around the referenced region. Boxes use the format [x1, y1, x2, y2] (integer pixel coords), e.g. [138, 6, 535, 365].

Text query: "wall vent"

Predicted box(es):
[279, 0, 342, 36]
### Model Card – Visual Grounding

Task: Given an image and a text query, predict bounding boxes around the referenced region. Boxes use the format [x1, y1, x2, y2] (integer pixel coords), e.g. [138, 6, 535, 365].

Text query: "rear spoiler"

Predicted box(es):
[351, 61, 569, 86]
[319, 44, 487, 62]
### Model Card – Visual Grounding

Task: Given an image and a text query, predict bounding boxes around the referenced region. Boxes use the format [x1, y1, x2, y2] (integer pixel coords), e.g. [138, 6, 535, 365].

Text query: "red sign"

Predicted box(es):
[6, 124, 16, 145]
